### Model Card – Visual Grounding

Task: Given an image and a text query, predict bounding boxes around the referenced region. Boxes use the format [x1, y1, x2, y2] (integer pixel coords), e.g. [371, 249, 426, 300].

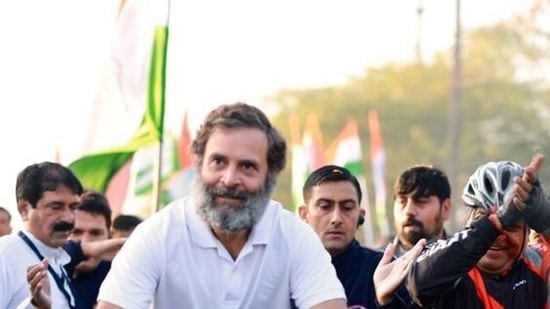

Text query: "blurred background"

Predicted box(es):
[1, 0, 548, 245]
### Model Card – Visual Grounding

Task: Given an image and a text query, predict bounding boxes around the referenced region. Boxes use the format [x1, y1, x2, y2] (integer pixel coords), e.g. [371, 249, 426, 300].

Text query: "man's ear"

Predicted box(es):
[441, 198, 452, 221]
[17, 199, 31, 221]
[357, 208, 366, 227]
[298, 205, 308, 222]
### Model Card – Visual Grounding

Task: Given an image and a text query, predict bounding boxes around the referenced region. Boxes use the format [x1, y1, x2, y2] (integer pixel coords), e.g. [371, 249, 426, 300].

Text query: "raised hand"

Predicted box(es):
[373, 239, 426, 305]
[518, 154, 550, 234]
[26, 259, 51, 309]
[512, 154, 544, 210]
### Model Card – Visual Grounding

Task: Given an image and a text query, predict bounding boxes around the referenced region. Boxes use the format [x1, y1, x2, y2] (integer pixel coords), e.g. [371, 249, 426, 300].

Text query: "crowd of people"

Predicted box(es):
[0, 102, 549, 308]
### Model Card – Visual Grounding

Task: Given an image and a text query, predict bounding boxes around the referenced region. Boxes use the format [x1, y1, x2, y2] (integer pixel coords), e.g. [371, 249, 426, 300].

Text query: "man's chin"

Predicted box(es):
[323, 239, 347, 251]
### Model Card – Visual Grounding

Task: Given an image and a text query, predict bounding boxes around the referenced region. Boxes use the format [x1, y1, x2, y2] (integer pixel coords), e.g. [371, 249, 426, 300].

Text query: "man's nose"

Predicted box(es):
[330, 208, 343, 225]
[220, 167, 241, 187]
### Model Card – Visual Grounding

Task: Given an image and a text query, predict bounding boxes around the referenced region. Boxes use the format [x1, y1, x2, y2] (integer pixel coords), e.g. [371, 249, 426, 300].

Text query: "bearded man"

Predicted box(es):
[390, 165, 452, 257]
[97, 103, 347, 309]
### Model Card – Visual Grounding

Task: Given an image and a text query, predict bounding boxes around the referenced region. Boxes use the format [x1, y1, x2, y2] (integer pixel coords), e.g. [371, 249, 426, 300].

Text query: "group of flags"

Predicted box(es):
[289, 111, 389, 246]
[62, 0, 390, 246]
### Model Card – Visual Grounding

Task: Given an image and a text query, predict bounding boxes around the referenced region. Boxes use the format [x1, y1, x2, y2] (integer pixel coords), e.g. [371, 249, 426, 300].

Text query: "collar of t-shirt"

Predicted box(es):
[21, 230, 71, 267]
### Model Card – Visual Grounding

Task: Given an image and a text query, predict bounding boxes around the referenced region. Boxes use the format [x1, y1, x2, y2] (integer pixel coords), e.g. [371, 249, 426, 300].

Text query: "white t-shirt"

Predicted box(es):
[98, 197, 345, 308]
[0, 231, 76, 309]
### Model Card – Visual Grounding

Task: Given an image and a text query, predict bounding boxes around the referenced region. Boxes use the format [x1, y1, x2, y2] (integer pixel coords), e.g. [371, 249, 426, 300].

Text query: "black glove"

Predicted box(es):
[524, 182, 550, 233]
[496, 188, 524, 230]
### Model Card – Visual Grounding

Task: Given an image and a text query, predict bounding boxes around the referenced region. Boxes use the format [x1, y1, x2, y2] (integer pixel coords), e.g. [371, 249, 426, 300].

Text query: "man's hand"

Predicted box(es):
[513, 154, 544, 210]
[373, 239, 426, 305]
[496, 154, 544, 230]
[519, 154, 550, 234]
[26, 259, 51, 309]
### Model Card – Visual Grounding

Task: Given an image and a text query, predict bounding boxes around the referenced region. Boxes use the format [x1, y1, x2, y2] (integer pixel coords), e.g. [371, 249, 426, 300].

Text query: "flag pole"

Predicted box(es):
[150, 0, 171, 216]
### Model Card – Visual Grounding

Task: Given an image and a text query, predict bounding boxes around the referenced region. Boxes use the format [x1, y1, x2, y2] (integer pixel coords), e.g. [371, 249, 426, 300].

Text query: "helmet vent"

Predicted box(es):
[484, 176, 494, 195]
[501, 169, 511, 190]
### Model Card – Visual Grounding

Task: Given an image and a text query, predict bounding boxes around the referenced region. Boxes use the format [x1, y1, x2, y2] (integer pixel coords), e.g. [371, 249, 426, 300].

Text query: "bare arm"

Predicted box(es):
[81, 238, 126, 261]
[309, 298, 347, 309]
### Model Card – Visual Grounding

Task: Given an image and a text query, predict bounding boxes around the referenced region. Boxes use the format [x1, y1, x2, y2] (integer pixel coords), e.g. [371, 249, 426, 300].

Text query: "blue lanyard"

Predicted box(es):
[18, 231, 77, 309]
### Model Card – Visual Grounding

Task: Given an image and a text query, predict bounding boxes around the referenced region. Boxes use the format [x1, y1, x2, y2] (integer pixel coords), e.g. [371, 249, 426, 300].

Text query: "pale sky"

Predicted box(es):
[0, 0, 535, 229]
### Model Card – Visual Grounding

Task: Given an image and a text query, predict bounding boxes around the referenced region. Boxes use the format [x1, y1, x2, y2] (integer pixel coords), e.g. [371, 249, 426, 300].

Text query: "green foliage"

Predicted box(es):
[263, 13, 550, 235]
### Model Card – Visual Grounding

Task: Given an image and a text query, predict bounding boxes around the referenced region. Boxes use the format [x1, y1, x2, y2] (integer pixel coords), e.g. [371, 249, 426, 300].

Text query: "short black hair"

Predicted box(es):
[78, 190, 112, 230]
[302, 165, 362, 203]
[112, 214, 143, 231]
[16, 162, 83, 207]
[394, 165, 450, 202]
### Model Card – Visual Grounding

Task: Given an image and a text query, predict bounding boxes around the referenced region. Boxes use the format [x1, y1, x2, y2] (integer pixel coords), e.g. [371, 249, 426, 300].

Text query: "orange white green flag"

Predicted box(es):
[302, 114, 325, 172]
[368, 109, 389, 238]
[289, 114, 306, 212]
[324, 119, 375, 246]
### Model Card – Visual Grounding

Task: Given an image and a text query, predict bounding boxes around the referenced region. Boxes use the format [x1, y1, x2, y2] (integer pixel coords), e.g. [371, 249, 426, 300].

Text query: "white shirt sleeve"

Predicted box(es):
[15, 297, 35, 309]
[289, 221, 346, 308]
[97, 221, 161, 309]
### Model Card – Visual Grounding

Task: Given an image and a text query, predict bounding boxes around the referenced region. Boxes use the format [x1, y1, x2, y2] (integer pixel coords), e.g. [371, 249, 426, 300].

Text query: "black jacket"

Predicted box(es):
[408, 216, 548, 308]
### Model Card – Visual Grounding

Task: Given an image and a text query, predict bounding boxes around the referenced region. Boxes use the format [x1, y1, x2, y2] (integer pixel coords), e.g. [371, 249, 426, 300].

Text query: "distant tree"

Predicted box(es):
[264, 8, 550, 235]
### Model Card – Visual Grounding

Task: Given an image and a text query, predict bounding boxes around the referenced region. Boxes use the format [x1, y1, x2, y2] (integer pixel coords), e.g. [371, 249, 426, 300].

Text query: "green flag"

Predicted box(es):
[70, 1, 169, 194]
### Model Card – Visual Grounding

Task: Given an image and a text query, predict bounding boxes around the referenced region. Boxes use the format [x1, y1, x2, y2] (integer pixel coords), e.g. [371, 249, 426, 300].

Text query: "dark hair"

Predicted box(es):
[0, 206, 11, 222]
[191, 102, 287, 177]
[112, 214, 142, 231]
[16, 162, 83, 207]
[393, 165, 450, 202]
[302, 165, 363, 203]
[78, 190, 112, 230]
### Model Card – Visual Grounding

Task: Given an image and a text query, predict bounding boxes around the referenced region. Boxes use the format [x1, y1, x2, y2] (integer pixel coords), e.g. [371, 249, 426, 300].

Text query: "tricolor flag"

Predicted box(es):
[325, 119, 375, 246]
[324, 120, 364, 178]
[302, 114, 325, 172]
[289, 114, 306, 212]
[69, 0, 170, 217]
[165, 109, 195, 201]
[122, 130, 180, 218]
[368, 110, 389, 238]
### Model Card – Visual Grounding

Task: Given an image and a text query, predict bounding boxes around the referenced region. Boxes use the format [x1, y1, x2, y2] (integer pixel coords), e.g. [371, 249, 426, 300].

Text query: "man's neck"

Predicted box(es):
[211, 227, 251, 260]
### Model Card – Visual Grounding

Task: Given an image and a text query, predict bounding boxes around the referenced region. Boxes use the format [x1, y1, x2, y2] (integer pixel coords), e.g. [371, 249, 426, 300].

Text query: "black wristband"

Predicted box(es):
[497, 189, 524, 230]
[525, 185, 550, 232]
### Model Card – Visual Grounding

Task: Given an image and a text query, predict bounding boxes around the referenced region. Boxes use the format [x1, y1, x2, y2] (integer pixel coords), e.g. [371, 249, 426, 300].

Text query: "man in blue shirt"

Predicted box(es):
[64, 190, 113, 309]
[297, 165, 424, 309]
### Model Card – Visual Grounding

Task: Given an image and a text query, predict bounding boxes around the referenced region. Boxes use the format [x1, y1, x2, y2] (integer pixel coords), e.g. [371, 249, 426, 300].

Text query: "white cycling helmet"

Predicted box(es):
[462, 161, 524, 210]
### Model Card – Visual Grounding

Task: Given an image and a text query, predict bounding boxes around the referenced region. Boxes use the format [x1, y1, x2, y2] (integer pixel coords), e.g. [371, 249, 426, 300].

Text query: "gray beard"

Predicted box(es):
[193, 175, 274, 232]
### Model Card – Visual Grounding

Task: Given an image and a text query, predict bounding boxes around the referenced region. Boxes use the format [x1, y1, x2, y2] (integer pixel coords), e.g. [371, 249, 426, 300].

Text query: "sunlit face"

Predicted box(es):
[0, 210, 11, 236]
[300, 181, 363, 257]
[194, 127, 271, 232]
[469, 208, 526, 275]
[393, 191, 450, 250]
[20, 185, 80, 248]
[69, 210, 109, 271]
[70, 210, 109, 243]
